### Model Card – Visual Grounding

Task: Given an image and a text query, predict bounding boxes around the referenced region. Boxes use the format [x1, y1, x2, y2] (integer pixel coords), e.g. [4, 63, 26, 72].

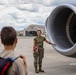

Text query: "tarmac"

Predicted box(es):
[0, 37, 76, 75]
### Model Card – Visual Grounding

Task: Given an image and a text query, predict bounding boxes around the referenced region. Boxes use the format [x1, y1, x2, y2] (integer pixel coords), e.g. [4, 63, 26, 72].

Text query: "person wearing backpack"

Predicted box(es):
[0, 26, 28, 75]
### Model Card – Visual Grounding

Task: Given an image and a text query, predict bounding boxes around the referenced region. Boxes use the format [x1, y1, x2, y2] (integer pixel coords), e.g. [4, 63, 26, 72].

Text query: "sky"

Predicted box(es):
[0, 0, 76, 31]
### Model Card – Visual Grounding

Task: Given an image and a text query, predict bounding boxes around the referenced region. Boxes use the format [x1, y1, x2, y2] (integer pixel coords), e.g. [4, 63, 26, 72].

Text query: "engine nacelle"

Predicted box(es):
[46, 3, 76, 57]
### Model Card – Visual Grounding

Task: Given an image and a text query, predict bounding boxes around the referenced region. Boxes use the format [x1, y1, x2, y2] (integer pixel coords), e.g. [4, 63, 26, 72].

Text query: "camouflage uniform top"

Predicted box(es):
[34, 36, 46, 49]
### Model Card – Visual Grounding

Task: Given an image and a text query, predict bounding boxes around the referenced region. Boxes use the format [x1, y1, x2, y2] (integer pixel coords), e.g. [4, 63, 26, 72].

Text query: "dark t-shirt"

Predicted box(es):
[34, 36, 46, 48]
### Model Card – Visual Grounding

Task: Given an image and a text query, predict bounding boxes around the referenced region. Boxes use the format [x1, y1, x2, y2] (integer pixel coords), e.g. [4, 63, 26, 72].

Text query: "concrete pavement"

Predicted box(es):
[0, 37, 76, 75]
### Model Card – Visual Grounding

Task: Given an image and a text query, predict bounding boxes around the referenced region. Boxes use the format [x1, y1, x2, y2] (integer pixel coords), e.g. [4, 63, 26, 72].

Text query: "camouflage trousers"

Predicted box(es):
[33, 48, 44, 67]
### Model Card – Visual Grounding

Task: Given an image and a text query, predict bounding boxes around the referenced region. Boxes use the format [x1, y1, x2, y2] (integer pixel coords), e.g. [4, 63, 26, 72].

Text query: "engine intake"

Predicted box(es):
[46, 3, 76, 57]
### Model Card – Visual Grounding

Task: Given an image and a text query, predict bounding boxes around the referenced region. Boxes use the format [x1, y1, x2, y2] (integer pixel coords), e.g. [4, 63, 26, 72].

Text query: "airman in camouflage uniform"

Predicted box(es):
[33, 30, 55, 73]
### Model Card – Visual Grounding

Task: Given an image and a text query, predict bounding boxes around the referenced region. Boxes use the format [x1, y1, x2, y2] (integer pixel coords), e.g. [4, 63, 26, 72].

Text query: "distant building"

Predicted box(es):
[17, 30, 25, 36]
[17, 24, 46, 36]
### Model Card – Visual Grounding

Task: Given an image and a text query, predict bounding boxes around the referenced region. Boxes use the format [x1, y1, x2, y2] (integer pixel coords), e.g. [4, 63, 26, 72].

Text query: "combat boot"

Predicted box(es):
[35, 66, 39, 73]
[39, 66, 44, 72]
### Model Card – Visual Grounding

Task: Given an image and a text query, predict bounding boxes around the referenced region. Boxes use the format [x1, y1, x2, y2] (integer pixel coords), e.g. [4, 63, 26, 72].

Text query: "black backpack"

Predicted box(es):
[0, 56, 20, 75]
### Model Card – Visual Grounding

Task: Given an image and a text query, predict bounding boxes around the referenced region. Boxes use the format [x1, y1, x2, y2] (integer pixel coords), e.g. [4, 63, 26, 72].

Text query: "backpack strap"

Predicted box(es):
[8, 55, 20, 62]
[14, 61, 20, 75]
[8, 55, 20, 75]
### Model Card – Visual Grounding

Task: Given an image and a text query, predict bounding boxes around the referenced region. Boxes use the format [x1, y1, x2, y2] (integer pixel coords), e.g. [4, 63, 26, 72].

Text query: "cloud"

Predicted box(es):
[0, 0, 55, 31]
[0, 0, 75, 5]
[16, 3, 39, 12]
[0, 0, 31, 5]
[48, 0, 76, 6]
[0, 0, 76, 31]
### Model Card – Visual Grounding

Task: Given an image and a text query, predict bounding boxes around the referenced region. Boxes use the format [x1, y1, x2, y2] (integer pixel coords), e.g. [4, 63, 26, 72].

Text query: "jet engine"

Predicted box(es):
[45, 3, 76, 57]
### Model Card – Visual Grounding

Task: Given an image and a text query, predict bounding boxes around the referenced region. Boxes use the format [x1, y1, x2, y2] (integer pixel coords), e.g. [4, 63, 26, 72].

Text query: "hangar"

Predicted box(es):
[17, 24, 46, 36]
